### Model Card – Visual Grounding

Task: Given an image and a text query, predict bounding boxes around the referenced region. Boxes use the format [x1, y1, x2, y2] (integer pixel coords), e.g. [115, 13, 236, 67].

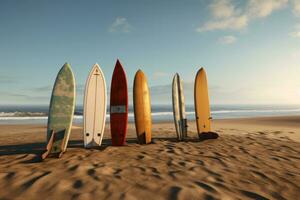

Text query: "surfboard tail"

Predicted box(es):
[181, 118, 188, 139]
[41, 129, 67, 160]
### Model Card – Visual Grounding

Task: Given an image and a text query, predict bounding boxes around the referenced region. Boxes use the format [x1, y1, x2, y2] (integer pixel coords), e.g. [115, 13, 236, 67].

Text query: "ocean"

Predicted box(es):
[0, 104, 300, 124]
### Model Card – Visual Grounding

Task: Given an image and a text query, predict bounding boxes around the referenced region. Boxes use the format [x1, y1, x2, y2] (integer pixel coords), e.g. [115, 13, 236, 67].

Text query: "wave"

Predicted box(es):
[0, 116, 48, 120]
[0, 108, 300, 120]
[0, 112, 47, 117]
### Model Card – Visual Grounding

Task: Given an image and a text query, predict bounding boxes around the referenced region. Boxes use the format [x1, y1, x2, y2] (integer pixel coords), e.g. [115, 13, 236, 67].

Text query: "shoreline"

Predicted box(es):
[1, 114, 299, 123]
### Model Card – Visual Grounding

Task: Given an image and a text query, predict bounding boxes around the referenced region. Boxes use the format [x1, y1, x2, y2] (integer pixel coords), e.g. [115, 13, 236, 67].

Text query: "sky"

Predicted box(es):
[0, 0, 300, 105]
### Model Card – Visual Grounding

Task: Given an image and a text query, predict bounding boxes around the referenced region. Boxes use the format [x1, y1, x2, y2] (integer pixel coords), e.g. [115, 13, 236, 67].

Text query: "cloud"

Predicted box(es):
[0, 75, 17, 84]
[218, 35, 237, 44]
[209, 0, 237, 18]
[291, 50, 300, 59]
[197, 15, 248, 32]
[31, 85, 52, 92]
[247, 0, 288, 18]
[197, 0, 288, 32]
[5, 93, 31, 98]
[292, 0, 300, 16]
[290, 24, 300, 38]
[290, 31, 300, 38]
[1, 91, 49, 102]
[108, 17, 132, 33]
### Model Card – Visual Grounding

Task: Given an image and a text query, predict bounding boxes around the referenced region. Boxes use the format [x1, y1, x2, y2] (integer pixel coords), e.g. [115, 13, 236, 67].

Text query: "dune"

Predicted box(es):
[0, 116, 299, 199]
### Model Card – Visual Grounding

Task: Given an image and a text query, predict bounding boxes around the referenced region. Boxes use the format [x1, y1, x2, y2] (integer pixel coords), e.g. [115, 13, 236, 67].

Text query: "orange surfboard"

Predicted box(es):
[133, 70, 152, 144]
[194, 68, 218, 139]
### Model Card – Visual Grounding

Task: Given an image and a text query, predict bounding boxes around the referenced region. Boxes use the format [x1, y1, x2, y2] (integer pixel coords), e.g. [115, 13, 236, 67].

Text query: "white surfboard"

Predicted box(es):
[83, 63, 107, 148]
[172, 73, 187, 140]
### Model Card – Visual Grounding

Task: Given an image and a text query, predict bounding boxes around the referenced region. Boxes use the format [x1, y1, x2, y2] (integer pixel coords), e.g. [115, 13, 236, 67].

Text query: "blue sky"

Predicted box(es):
[0, 0, 300, 105]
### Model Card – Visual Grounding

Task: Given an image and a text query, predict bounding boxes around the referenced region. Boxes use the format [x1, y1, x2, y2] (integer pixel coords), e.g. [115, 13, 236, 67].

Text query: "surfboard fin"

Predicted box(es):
[41, 129, 66, 160]
[41, 130, 55, 160]
[57, 146, 65, 158]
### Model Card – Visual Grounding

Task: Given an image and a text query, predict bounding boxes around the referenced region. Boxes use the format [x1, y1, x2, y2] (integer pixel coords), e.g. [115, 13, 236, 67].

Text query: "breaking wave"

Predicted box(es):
[1, 107, 300, 122]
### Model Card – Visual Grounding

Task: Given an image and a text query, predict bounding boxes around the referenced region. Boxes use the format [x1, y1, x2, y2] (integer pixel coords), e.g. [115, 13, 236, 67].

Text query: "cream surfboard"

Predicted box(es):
[194, 68, 218, 139]
[172, 73, 187, 140]
[83, 63, 107, 147]
[133, 70, 152, 144]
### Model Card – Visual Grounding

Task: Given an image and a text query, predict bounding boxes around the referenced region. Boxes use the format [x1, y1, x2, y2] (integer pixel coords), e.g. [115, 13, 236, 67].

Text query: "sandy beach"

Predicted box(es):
[0, 116, 299, 200]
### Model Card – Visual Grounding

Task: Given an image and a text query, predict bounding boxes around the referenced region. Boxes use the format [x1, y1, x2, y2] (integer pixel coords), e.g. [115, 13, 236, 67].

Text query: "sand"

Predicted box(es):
[0, 116, 299, 199]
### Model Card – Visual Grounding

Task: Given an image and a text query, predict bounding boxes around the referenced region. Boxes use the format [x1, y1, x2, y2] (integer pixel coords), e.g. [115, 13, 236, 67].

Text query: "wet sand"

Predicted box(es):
[0, 116, 299, 199]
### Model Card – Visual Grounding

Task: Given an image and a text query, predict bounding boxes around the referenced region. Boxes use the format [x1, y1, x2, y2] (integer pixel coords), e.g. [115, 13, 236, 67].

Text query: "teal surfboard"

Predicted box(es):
[46, 63, 76, 154]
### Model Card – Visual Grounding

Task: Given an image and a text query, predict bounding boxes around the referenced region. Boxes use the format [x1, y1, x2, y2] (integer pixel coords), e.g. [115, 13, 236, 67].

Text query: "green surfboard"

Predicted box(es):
[46, 63, 76, 154]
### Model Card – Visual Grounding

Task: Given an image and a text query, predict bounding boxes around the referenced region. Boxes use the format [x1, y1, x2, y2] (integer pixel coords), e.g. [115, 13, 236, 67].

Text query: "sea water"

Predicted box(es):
[0, 104, 300, 124]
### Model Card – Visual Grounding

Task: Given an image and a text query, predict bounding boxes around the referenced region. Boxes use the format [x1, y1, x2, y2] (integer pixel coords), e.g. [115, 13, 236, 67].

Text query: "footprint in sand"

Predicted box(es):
[272, 131, 282, 135]
[73, 179, 83, 189]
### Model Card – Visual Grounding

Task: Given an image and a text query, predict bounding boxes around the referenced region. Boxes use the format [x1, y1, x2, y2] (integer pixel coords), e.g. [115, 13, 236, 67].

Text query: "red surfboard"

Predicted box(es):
[110, 59, 128, 146]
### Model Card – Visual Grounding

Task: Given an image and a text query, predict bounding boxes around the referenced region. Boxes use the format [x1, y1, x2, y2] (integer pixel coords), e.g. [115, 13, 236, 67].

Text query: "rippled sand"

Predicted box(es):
[0, 116, 299, 199]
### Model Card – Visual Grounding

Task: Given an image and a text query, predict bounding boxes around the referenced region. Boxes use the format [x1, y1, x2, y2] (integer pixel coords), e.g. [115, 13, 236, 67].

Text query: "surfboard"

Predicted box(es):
[194, 68, 218, 139]
[172, 73, 187, 140]
[133, 70, 152, 144]
[83, 63, 107, 148]
[110, 59, 128, 146]
[45, 63, 76, 158]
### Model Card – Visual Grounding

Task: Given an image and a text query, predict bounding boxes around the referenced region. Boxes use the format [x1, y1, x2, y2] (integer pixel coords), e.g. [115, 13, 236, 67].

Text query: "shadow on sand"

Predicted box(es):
[0, 136, 219, 163]
[0, 138, 130, 159]
[0, 136, 218, 156]
[0, 140, 84, 163]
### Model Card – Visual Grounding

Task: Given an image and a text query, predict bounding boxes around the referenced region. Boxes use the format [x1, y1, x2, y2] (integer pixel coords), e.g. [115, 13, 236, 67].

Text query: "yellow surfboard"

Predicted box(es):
[194, 68, 211, 133]
[194, 68, 218, 139]
[133, 70, 152, 144]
